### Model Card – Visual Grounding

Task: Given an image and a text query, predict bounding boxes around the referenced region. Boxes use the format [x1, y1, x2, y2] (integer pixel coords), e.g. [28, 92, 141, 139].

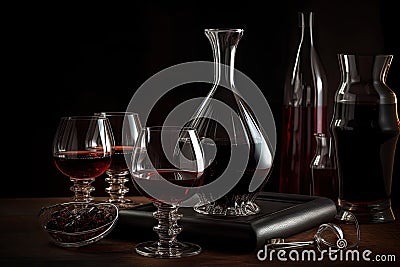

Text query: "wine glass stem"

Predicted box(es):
[153, 202, 182, 248]
[70, 178, 95, 202]
[105, 172, 130, 202]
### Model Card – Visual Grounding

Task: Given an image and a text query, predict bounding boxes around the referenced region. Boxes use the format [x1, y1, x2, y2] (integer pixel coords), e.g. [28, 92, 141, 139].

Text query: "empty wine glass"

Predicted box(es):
[130, 126, 205, 258]
[95, 112, 142, 209]
[52, 116, 114, 202]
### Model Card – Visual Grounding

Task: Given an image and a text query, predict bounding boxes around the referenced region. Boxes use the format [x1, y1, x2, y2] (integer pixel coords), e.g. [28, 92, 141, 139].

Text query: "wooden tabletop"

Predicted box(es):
[0, 196, 398, 267]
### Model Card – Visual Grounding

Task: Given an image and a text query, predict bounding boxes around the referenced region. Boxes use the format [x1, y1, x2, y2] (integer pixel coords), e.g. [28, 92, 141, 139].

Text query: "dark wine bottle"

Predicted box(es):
[279, 11, 328, 195]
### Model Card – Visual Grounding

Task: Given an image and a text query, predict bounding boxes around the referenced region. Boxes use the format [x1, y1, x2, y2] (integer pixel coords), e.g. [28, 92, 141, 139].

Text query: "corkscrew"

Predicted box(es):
[266, 211, 360, 254]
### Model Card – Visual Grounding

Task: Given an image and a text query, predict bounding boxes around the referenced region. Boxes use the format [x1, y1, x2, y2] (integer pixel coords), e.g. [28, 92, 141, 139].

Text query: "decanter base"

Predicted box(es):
[337, 198, 395, 223]
[194, 194, 260, 216]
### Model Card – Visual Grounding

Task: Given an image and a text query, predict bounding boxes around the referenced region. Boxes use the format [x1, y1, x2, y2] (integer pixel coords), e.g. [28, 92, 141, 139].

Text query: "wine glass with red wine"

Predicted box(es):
[130, 126, 205, 258]
[94, 112, 142, 209]
[52, 116, 114, 202]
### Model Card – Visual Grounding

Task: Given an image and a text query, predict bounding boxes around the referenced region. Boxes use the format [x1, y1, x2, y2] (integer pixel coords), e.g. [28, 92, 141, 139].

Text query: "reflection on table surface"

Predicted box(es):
[0, 196, 398, 267]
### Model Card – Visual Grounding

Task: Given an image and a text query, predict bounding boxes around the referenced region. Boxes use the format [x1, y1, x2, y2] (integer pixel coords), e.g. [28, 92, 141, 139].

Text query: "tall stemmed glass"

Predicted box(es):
[95, 112, 142, 209]
[52, 116, 114, 202]
[130, 126, 204, 258]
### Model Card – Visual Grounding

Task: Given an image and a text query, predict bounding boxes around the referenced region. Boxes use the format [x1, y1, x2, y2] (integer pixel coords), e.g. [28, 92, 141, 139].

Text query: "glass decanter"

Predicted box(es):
[189, 28, 274, 216]
[331, 54, 399, 223]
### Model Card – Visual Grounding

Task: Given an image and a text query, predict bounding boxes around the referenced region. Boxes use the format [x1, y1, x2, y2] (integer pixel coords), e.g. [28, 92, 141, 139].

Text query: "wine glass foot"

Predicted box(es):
[134, 241, 201, 258]
[106, 198, 144, 209]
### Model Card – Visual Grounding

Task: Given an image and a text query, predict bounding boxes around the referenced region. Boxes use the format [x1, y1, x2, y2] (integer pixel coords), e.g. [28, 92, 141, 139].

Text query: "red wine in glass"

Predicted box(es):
[54, 151, 112, 179]
[53, 151, 112, 202]
[106, 146, 133, 175]
[132, 169, 203, 204]
[130, 126, 204, 258]
[52, 116, 114, 202]
[95, 112, 142, 208]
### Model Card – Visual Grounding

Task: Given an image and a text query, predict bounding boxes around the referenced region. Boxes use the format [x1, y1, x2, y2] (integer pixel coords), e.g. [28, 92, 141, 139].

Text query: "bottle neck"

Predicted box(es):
[205, 29, 243, 89]
[286, 11, 327, 108]
[299, 11, 314, 46]
[313, 133, 336, 168]
[287, 12, 328, 133]
[315, 133, 328, 154]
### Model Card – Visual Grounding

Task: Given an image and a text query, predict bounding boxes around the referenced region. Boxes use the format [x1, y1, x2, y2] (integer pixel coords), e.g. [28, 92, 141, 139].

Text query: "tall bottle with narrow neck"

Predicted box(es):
[279, 11, 328, 195]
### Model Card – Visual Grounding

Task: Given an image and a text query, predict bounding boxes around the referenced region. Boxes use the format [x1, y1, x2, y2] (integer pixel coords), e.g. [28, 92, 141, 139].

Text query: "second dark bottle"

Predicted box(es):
[279, 11, 329, 195]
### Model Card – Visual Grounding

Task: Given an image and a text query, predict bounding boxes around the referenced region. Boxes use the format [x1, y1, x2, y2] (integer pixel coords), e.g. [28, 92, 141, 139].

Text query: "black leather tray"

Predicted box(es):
[111, 192, 337, 252]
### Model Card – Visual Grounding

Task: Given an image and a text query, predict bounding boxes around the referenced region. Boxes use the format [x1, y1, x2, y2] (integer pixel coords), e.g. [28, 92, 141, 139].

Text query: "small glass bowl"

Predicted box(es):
[38, 202, 118, 248]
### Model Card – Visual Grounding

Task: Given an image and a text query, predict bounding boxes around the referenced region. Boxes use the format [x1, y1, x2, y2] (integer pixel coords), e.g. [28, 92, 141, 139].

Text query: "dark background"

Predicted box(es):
[13, 1, 399, 206]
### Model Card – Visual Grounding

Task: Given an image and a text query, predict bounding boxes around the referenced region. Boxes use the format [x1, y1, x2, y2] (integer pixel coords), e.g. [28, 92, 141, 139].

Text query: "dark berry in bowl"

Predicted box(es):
[38, 202, 118, 247]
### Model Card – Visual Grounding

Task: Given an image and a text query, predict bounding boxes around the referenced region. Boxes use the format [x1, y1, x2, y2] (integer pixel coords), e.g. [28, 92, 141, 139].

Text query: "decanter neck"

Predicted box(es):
[338, 54, 393, 83]
[336, 54, 396, 104]
[205, 29, 243, 89]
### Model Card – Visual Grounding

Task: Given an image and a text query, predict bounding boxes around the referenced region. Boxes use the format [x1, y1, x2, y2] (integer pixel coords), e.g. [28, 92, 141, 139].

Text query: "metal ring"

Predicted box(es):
[314, 223, 345, 252]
